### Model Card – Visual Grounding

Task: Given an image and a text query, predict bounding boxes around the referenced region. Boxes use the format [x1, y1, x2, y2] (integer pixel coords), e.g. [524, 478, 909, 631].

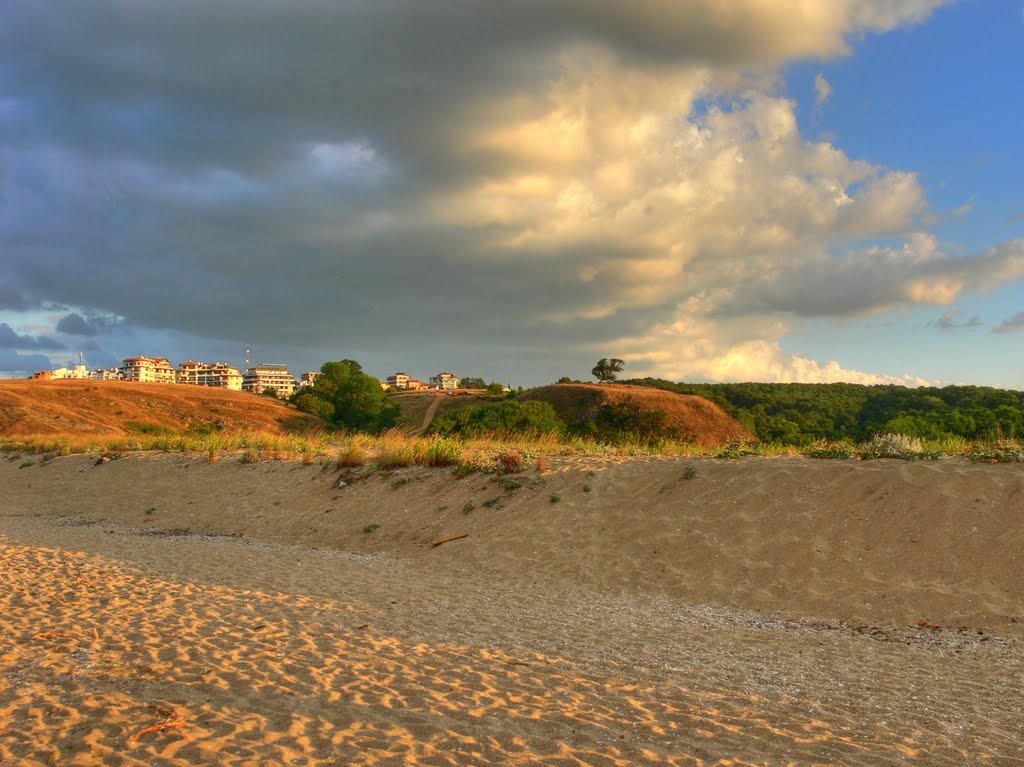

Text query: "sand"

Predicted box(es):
[1, 452, 1022, 765]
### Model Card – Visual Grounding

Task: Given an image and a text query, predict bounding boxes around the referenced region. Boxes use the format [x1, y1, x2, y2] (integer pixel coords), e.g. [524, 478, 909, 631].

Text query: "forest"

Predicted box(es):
[623, 378, 1024, 445]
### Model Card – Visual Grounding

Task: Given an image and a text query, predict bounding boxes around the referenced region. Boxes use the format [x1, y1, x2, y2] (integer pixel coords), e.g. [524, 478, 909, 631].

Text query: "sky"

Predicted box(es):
[1, 0, 1022, 388]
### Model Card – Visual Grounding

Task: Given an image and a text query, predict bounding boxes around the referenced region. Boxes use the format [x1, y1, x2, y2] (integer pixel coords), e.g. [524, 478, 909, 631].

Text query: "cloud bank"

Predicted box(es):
[6, 0, 1020, 385]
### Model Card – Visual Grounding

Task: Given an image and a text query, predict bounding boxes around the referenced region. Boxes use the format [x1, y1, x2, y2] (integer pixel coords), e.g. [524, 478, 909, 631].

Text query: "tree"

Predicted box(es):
[293, 392, 335, 421]
[591, 358, 625, 384]
[460, 376, 486, 390]
[292, 359, 399, 432]
[486, 381, 506, 396]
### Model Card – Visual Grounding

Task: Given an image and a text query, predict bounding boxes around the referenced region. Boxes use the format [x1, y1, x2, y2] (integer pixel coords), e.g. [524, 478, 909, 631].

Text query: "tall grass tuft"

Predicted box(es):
[423, 437, 462, 467]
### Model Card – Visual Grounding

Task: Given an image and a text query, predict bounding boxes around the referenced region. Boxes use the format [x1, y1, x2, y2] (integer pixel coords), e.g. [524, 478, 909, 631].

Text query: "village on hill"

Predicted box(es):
[28, 354, 475, 399]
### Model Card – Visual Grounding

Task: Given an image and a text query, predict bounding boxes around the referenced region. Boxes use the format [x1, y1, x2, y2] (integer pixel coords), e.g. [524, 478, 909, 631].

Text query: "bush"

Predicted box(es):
[860, 433, 923, 459]
[496, 450, 528, 474]
[424, 437, 462, 467]
[430, 401, 566, 437]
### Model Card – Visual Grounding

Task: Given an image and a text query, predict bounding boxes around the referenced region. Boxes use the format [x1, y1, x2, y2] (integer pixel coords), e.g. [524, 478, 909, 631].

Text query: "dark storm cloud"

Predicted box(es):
[0, 323, 64, 350]
[56, 312, 99, 336]
[0, 349, 52, 374]
[0, 284, 29, 311]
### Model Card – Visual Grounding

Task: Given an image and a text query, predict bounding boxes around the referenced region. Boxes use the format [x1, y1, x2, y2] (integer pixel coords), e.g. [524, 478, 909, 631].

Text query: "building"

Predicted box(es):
[31, 370, 53, 380]
[88, 368, 123, 380]
[299, 371, 320, 388]
[120, 356, 176, 384]
[243, 364, 297, 398]
[406, 379, 428, 391]
[386, 372, 411, 390]
[429, 371, 460, 390]
[177, 361, 243, 390]
[51, 364, 90, 380]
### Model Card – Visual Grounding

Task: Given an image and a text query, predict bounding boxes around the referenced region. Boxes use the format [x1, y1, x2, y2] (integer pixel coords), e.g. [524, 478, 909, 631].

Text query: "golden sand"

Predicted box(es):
[1, 453, 1022, 765]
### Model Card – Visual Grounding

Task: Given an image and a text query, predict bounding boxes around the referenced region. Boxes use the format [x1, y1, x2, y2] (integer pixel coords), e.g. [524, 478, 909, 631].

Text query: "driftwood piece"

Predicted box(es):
[431, 532, 469, 547]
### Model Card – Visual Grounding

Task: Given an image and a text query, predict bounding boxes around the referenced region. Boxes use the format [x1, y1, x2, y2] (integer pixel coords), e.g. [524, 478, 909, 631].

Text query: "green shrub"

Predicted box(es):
[424, 437, 462, 467]
[362, 522, 380, 534]
[430, 400, 566, 437]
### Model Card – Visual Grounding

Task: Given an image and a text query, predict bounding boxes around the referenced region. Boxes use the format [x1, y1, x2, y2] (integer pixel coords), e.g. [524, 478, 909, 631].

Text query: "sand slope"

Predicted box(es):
[2, 453, 1022, 765]
[4, 452, 1021, 634]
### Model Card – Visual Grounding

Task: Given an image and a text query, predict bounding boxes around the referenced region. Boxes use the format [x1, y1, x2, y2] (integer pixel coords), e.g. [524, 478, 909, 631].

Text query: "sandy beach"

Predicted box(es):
[2, 452, 1022, 765]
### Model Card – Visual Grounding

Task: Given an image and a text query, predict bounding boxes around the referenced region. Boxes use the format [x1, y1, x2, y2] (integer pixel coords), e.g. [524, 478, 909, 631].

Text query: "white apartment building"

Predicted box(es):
[50, 363, 89, 380]
[429, 371, 460, 390]
[299, 371, 320, 388]
[120, 356, 176, 384]
[386, 372, 411, 390]
[88, 368, 123, 380]
[243, 364, 297, 398]
[177, 361, 243, 390]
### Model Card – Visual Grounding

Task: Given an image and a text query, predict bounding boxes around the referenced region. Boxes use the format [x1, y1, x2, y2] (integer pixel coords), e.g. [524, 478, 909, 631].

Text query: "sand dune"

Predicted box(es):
[1, 452, 1022, 765]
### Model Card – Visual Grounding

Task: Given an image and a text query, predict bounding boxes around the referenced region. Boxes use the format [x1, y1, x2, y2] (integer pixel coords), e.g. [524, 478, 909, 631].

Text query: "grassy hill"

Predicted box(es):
[392, 391, 493, 432]
[0, 379, 325, 437]
[517, 383, 754, 448]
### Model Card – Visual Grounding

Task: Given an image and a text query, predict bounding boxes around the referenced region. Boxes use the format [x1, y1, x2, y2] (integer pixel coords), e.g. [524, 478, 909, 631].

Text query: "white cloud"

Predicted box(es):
[814, 73, 833, 109]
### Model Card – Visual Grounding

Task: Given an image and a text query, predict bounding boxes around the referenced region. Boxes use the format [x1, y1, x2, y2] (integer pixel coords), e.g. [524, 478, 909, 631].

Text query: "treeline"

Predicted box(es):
[624, 379, 1024, 445]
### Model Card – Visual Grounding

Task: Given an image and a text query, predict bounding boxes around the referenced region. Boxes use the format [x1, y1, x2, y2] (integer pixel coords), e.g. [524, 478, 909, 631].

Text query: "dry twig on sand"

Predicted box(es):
[431, 532, 470, 547]
[129, 710, 188, 743]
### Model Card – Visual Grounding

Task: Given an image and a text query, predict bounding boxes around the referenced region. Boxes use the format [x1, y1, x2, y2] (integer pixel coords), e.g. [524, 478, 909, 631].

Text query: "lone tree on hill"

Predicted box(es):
[591, 358, 625, 384]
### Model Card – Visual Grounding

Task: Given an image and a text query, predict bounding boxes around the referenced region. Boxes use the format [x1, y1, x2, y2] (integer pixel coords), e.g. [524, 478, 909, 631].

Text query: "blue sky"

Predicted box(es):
[779, 0, 1024, 387]
[1, 1, 1022, 388]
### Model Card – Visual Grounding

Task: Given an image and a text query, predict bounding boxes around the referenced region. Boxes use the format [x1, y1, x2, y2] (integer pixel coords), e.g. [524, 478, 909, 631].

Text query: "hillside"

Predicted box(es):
[0, 379, 325, 436]
[626, 378, 1024, 445]
[393, 390, 492, 432]
[518, 383, 753, 447]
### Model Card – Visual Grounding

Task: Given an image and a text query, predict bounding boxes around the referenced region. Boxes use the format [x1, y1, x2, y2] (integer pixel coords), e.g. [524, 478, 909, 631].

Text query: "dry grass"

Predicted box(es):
[0, 379, 326, 437]
[517, 383, 754, 448]
[4, 427, 1019, 472]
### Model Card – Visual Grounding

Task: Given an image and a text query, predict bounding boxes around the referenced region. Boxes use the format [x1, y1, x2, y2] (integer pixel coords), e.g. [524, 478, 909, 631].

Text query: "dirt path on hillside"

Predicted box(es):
[417, 395, 442, 433]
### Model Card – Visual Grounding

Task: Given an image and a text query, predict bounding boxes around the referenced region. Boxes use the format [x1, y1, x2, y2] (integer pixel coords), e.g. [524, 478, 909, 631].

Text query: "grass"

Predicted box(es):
[3, 429, 1021, 470]
[362, 523, 381, 534]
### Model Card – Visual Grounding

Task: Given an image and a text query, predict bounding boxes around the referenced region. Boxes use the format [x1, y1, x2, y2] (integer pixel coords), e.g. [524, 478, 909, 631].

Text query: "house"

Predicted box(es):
[120, 356, 176, 384]
[299, 371, 320, 388]
[406, 379, 428, 391]
[243, 364, 297, 398]
[88, 368, 123, 380]
[177, 361, 243, 390]
[50, 353, 90, 380]
[386, 372, 411, 390]
[31, 370, 53, 380]
[429, 371, 460, 390]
